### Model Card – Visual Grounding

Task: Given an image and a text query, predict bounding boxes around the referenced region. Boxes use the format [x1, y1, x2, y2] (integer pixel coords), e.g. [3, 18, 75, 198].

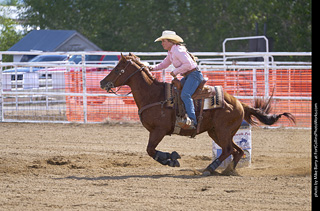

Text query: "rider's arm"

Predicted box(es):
[151, 55, 171, 71]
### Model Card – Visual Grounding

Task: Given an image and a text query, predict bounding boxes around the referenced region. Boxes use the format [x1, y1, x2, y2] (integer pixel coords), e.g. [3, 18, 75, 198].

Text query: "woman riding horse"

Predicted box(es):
[100, 44, 295, 176]
[150, 30, 203, 130]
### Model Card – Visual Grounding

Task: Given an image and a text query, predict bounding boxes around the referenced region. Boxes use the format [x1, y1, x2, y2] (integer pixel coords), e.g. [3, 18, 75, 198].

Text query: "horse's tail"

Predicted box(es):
[241, 94, 296, 126]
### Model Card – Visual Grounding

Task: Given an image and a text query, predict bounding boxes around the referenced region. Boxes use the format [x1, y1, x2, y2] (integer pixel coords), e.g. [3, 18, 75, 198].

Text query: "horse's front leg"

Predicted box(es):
[146, 129, 181, 167]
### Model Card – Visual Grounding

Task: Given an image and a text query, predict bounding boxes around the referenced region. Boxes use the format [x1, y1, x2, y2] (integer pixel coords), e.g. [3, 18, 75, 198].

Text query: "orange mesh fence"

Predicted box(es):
[269, 69, 311, 128]
[64, 68, 311, 128]
[65, 68, 139, 123]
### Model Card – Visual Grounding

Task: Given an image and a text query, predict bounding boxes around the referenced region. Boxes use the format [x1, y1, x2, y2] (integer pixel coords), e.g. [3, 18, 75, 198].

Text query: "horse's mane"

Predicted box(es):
[126, 55, 162, 85]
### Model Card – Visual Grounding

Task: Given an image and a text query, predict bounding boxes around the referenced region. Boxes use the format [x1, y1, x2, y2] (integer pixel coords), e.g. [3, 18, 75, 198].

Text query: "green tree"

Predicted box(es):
[20, 0, 311, 52]
[0, 7, 23, 62]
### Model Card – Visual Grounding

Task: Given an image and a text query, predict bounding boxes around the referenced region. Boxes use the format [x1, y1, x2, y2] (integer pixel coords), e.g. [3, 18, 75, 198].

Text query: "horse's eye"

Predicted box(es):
[115, 68, 125, 74]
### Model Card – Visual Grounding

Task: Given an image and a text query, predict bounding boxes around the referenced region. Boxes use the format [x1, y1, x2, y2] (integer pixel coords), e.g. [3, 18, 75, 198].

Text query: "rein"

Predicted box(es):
[138, 100, 169, 120]
[108, 58, 169, 118]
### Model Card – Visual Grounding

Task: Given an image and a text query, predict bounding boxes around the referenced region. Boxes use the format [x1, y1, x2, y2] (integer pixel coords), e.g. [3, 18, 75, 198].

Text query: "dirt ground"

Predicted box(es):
[0, 122, 311, 210]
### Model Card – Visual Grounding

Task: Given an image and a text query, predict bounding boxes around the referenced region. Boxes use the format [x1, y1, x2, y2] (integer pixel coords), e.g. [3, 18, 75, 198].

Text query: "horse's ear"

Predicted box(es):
[120, 53, 126, 60]
[129, 52, 140, 61]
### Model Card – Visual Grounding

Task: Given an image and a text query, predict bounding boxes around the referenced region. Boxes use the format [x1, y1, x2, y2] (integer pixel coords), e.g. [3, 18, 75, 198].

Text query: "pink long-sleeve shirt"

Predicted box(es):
[152, 45, 197, 76]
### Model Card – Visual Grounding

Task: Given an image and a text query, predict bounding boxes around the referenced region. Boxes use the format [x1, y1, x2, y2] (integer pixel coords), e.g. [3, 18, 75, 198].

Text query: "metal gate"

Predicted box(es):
[0, 49, 311, 128]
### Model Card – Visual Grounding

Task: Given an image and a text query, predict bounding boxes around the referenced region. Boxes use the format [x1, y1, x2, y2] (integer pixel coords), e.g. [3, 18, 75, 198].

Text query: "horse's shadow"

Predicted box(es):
[53, 169, 227, 181]
[59, 174, 198, 181]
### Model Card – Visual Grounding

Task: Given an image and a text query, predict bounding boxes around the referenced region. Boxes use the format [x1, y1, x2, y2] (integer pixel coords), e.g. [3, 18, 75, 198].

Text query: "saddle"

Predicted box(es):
[165, 78, 224, 137]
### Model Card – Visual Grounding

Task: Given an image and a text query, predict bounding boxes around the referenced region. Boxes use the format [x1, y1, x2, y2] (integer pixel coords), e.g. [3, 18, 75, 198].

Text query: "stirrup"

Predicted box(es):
[177, 116, 196, 130]
[189, 120, 197, 130]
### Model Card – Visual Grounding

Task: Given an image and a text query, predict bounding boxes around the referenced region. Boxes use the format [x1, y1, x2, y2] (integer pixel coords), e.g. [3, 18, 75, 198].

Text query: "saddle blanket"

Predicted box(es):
[165, 83, 224, 110]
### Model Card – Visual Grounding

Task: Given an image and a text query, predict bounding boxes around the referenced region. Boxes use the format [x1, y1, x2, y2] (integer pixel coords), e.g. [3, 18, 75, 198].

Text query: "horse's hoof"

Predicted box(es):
[173, 160, 180, 167]
[169, 159, 180, 167]
[170, 151, 181, 160]
[202, 170, 211, 176]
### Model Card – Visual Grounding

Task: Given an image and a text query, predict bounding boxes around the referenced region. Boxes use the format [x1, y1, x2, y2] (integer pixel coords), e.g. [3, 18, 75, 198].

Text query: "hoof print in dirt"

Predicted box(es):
[47, 156, 70, 166]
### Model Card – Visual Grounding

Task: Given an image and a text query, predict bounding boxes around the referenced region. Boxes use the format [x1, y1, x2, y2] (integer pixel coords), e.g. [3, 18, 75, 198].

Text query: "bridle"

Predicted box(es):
[104, 58, 169, 120]
[105, 59, 145, 96]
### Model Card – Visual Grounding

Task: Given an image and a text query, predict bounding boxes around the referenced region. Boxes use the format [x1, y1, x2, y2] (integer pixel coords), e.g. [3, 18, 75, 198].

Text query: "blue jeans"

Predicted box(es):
[181, 70, 204, 125]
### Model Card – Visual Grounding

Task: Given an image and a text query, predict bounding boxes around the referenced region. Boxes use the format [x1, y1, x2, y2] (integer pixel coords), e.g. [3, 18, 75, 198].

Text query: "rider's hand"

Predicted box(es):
[148, 66, 154, 71]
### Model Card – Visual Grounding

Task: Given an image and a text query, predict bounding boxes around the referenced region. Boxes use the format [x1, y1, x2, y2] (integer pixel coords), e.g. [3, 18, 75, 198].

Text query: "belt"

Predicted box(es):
[182, 67, 199, 77]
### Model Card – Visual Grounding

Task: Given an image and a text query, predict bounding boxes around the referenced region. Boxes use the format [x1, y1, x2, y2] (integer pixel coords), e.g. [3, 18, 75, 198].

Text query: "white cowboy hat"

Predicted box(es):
[154, 30, 184, 43]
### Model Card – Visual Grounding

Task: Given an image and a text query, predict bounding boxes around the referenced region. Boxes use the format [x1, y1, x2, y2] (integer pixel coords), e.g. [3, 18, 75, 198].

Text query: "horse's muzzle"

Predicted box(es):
[100, 81, 114, 92]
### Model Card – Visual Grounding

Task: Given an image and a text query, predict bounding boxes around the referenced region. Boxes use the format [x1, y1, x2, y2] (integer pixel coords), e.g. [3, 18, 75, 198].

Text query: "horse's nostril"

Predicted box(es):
[101, 81, 114, 92]
[106, 82, 114, 88]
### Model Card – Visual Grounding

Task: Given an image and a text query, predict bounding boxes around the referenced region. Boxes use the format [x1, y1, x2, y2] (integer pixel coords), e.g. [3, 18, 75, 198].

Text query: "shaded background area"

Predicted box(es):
[2, 0, 312, 53]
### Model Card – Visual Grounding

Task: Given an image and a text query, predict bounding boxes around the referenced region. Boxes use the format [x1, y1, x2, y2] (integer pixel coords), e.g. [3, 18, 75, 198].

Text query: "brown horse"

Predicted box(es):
[100, 53, 295, 175]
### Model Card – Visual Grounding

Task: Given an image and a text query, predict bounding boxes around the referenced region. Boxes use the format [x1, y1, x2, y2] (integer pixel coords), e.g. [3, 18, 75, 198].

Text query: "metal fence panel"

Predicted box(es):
[0, 51, 311, 128]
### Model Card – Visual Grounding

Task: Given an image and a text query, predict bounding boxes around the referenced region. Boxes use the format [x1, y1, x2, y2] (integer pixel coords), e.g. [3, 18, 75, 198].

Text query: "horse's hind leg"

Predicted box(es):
[205, 129, 234, 174]
[220, 140, 244, 175]
[231, 140, 244, 169]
